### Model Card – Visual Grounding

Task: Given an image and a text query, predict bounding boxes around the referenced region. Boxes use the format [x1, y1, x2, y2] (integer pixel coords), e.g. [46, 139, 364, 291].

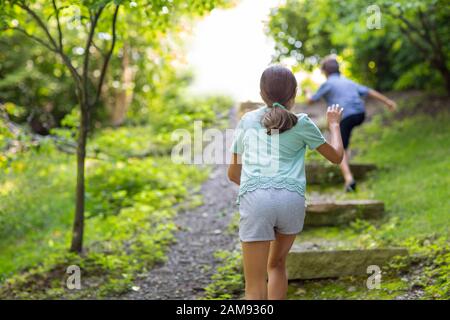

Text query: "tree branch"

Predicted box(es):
[82, 7, 105, 109]
[92, 40, 107, 58]
[386, 8, 433, 56]
[398, 25, 429, 58]
[395, 7, 426, 38]
[3, 26, 58, 53]
[417, 8, 440, 54]
[15, 1, 82, 86]
[93, 4, 120, 107]
[52, 0, 64, 50]
[17, 1, 59, 50]
[424, 5, 448, 71]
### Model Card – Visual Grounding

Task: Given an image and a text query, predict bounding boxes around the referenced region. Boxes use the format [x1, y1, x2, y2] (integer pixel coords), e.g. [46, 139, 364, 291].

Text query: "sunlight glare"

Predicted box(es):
[186, 0, 284, 102]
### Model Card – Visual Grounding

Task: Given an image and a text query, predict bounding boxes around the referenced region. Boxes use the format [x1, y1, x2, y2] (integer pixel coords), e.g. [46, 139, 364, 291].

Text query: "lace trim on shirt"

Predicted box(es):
[236, 176, 305, 205]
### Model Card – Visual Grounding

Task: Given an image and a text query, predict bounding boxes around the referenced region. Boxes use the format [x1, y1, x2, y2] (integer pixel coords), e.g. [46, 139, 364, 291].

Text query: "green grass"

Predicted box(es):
[287, 275, 410, 300]
[0, 146, 75, 279]
[352, 110, 450, 240]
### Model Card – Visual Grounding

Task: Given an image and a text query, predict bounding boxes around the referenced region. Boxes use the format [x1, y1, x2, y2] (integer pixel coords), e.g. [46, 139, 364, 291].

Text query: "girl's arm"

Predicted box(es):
[368, 89, 397, 111]
[228, 153, 242, 185]
[316, 105, 344, 164]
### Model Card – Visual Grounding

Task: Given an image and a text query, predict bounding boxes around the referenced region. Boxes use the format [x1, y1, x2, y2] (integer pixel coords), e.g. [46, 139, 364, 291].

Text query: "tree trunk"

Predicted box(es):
[439, 66, 450, 95]
[109, 43, 134, 126]
[70, 103, 89, 253]
[431, 59, 450, 96]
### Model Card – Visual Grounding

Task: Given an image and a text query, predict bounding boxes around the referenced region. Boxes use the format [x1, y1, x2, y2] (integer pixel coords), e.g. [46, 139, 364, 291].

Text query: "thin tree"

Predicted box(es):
[1, 0, 120, 253]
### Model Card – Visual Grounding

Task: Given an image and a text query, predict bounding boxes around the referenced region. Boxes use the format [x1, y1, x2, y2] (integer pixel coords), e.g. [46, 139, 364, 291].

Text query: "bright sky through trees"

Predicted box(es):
[187, 0, 283, 101]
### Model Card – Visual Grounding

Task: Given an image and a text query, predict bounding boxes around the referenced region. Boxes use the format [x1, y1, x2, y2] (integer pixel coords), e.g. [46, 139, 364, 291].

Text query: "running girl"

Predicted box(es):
[228, 65, 344, 300]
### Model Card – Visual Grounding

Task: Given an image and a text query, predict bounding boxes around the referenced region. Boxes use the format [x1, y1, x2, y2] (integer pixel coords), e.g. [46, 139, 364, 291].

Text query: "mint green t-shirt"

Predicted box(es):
[230, 107, 326, 204]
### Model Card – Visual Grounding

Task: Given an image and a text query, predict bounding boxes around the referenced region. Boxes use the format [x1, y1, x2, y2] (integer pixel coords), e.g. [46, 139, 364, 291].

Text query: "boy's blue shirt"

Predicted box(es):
[311, 73, 369, 119]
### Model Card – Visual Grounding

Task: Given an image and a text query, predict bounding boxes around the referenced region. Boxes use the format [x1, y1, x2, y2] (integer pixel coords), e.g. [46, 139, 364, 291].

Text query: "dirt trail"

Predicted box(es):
[122, 108, 239, 300]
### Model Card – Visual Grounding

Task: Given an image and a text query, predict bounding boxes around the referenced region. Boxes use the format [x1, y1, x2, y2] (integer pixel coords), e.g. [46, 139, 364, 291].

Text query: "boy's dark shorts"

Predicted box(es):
[340, 113, 365, 149]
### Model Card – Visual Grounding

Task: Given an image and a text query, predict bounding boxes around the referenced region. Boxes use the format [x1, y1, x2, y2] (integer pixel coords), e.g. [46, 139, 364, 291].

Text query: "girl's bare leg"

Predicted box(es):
[339, 149, 354, 184]
[241, 241, 271, 300]
[267, 232, 297, 300]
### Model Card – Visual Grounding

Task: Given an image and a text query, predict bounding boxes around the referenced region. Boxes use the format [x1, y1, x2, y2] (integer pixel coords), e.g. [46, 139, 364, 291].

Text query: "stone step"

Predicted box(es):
[287, 246, 408, 280]
[306, 163, 377, 184]
[305, 200, 384, 227]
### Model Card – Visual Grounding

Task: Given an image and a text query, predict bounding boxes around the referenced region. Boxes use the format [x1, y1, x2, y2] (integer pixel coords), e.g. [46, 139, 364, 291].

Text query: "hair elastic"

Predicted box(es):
[272, 102, 287, 110]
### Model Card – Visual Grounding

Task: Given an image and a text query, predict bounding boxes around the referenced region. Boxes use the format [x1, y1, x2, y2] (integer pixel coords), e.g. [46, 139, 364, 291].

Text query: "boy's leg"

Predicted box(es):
[241, 241, 271, 300]
[339, 149, 354, 185]
[339, 113, 365, 187]
[267, 232, 297, 300]
[339, 116, 355, 185]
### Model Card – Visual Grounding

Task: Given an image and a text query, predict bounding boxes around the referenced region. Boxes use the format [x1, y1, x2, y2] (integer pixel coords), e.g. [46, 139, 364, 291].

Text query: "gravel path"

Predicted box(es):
[122, 108, 239, 300]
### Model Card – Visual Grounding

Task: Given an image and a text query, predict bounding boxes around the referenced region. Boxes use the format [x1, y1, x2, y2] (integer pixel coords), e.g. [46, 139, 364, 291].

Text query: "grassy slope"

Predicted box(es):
[352, 110, 450, 240]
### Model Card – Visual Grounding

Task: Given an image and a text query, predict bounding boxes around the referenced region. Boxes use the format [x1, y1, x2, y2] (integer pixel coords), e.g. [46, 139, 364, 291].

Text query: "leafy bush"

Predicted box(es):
[203, 250, 244, 300]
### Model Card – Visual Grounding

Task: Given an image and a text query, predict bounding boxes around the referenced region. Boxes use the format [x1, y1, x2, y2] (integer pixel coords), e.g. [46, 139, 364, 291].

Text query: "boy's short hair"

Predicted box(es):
[320, 55, 340, 75]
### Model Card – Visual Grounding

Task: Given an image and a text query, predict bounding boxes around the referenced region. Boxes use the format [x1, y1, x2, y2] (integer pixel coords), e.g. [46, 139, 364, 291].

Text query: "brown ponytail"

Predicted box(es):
[260, 65, 298, 135]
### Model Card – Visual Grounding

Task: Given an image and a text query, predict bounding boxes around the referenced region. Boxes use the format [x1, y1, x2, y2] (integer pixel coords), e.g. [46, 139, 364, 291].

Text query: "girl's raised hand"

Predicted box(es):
[327, 104, 343, 126]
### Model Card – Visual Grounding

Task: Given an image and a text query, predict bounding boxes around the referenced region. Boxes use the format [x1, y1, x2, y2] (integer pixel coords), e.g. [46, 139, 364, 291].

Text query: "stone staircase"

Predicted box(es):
[237, 101, 409, 282]
[306, 163, 377, 184]
[304, 199, 384, 227]
[287, 246, 408, 280]
[287, 163, 408, 280]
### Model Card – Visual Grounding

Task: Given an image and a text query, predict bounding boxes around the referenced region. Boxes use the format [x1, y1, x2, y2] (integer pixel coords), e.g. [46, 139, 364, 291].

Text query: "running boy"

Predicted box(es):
[307, 56, 397, 191]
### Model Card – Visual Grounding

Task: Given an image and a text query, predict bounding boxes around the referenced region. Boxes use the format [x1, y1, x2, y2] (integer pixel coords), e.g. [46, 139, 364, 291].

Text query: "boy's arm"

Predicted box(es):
[303, 88, 315, 105]
[306, 96, 316, 105]
[306, 83, 330, 105]
[368, 89, 397, 111]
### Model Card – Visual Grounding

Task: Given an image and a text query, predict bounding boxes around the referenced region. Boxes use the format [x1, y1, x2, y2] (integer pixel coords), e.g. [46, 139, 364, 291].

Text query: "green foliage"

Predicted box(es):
[267, 0, 450, 91]
[85, 157, 201, 219]
[288, 275, 410, 300]
[202, 250, 244, 300]
[226, 212, 240, 235]
[0, 33, 79, 127]
[387, 236, 450, 299]
[0, 146, 76, 279]
[0, 140, 209, 297]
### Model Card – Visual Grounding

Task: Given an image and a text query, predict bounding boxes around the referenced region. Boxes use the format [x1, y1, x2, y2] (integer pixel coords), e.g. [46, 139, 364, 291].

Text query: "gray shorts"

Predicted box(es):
[239, 188, 306, 242]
